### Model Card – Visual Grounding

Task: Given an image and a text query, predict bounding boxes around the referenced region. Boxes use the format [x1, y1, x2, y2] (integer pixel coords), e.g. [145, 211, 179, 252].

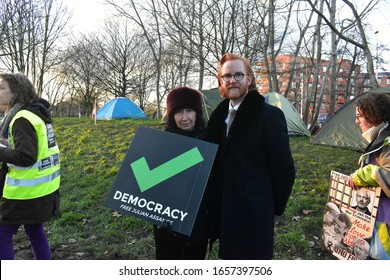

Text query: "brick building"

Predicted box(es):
[377, 72, 390, 87]
[255, 55, 362, 121]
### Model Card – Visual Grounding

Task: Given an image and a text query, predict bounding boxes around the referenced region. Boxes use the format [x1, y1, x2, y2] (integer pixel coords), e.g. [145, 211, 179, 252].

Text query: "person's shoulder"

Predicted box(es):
[12, 116, 37, 135]
[246, 90, 265, 103]
[263, 101, 284, 116]
[214, 98, 230, 111]
[209, 99, 229, 120]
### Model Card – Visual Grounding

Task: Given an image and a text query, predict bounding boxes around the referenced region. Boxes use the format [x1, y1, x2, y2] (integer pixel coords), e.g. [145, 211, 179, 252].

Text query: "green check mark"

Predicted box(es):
[130, 147, 204, 192]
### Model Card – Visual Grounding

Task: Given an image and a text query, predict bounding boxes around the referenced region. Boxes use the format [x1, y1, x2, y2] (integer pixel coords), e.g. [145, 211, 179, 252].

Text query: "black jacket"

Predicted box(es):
[206, 90, 295, 259]
[0, 99, 60, 224]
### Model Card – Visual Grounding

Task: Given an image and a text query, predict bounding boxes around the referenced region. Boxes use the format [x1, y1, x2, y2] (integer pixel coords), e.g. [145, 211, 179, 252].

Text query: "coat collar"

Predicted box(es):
[207, 90, 265, 145]
[366, 124, 390, 152]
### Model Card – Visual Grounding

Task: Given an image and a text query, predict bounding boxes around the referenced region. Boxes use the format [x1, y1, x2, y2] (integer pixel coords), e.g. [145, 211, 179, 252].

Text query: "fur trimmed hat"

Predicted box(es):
[166, 86, 203, 117]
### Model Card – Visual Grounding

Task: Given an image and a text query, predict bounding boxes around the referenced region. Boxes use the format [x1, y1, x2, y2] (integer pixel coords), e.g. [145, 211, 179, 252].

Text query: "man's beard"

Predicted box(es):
[220, 86, 246, 99]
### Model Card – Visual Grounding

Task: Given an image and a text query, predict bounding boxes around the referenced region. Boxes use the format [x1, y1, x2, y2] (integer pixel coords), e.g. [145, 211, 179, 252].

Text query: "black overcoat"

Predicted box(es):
[206, 90, 295, 259]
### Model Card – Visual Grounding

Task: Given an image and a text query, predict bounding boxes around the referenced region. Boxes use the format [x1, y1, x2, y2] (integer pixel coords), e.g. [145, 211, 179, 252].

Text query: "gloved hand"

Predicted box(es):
[157, 220, 172, 231]
[348, 174, 357, 190]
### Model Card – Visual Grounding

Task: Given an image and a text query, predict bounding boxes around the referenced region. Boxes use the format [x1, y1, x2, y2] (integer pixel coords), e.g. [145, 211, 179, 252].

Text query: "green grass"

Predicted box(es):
[13, 117, 360, 260]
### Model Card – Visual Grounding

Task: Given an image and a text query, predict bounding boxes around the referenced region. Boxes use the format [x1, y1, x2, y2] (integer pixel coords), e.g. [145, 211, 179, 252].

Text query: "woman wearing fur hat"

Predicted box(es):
[162, 86, 206, 138]
[153, 86, 211, 259]
[0, 73, 60, 259]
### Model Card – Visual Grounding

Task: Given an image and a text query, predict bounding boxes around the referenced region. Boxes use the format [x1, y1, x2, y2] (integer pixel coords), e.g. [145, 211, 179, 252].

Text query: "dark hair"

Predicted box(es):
[217, 53, 257, 91]
[0, 73, 39, 107]
[355, 93, 390, 125]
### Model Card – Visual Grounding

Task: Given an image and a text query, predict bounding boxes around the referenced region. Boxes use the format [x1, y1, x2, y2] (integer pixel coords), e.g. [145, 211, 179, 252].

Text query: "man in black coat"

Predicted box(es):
[206, 53, 295, 260]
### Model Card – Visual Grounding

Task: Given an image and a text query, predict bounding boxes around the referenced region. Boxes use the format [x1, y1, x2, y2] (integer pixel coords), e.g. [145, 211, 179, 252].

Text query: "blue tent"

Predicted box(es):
[96, 97, 147, 120]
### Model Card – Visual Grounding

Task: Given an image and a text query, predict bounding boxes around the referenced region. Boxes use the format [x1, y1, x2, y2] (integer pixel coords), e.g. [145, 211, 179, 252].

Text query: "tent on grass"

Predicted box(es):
[96, 97, 146, 120]
[200, 88, 221, 120]
[310, 87, 390, 151]
[201, 89, 310, 136]
[263, 92, 311, 136]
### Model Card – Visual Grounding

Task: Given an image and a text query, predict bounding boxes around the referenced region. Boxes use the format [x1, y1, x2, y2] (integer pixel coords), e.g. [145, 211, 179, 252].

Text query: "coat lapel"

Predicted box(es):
[226, 91, 265, 145]
[206, 90, 265, 146]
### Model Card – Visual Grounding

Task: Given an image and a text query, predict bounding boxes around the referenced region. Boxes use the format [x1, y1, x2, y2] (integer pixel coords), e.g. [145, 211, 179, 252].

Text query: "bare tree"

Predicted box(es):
[0, 0, 70, 96]
[327, 0, 338, 116]
[262, 0, 295, 93]
[304, 0, 324, 128]
[53, 69, 80, 117]
[106, 0, 165, 118]
[131, 41, 156, 111]
[162, 0, 267, 86]
[204, 0, 252, 78]
[34, 0, 70, 96]
[306, 0, 381, 92]
[132, 72, 155, 111]
[281, 0, 315, 99]
[97, 19, 142, 98]
[0, 0, 16, 58]
[237, 0, 267, 63]
[60, 36, 102, 116]
[161, 0, 199, 87]
[42, 72, 67, 115]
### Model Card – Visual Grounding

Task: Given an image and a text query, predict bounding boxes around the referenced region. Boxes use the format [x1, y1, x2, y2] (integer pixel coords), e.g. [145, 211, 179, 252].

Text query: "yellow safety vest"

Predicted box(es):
[3, 110, 60, 200]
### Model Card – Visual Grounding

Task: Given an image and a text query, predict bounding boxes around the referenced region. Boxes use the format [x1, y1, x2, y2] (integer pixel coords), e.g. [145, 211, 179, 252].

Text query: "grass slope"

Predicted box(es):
[13, 117, 359, 260]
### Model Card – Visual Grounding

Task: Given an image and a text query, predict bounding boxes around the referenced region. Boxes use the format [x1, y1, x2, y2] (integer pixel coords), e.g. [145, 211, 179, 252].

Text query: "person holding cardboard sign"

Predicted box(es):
[348, 92, 390, 260]
[153, 86, 211, 260]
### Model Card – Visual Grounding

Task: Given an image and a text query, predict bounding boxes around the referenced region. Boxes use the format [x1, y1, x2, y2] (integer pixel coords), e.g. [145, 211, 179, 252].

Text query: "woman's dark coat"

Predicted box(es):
[206, 90, 295, 260]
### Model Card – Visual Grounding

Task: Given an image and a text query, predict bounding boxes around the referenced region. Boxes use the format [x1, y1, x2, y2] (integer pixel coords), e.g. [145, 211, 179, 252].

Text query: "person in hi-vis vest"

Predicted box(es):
[0, 73, 60, 260]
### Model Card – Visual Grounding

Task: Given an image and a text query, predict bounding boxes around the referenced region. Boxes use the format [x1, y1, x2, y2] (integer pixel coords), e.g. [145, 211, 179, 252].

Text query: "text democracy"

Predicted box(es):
[113, 190, 188, 221]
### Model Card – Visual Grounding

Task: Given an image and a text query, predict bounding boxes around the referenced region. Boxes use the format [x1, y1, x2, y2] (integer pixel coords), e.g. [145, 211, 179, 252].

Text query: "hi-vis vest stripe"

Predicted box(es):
[3, 110, 60, 200]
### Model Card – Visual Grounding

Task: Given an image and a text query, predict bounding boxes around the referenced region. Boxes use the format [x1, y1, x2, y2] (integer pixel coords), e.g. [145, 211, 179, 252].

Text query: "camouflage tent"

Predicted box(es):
[310, 87, 390, 151]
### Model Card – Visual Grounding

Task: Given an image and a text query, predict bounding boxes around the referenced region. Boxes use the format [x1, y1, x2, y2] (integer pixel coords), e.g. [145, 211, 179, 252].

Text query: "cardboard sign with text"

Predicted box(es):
[104, 127, 218, 236]
[320, 170, 381, 260]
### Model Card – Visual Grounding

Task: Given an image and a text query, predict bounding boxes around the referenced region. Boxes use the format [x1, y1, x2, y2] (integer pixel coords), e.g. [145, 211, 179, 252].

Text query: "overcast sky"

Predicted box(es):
[64, 0, 108, 34]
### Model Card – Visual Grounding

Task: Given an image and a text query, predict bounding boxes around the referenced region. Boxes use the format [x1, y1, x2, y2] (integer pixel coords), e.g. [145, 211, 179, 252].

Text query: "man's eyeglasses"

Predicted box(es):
[221, 72, 246, 82]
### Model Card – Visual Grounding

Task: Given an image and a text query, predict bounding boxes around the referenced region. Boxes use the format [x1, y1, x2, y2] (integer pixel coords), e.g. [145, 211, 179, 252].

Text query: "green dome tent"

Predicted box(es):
[263, 92, 311, 136]
[201, 89, 310, 136]
[310, 87, 390, 151]
[200, 88, 221, 120]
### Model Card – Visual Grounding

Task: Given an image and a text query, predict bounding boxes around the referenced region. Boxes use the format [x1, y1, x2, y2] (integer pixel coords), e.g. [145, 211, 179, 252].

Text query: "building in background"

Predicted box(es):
[377, 72, 390, 87]
[255, 55, 363, 124]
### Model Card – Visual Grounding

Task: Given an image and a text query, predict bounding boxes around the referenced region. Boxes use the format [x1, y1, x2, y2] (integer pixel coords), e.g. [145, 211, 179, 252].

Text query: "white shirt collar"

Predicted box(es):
[228, 100, 242, 112]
